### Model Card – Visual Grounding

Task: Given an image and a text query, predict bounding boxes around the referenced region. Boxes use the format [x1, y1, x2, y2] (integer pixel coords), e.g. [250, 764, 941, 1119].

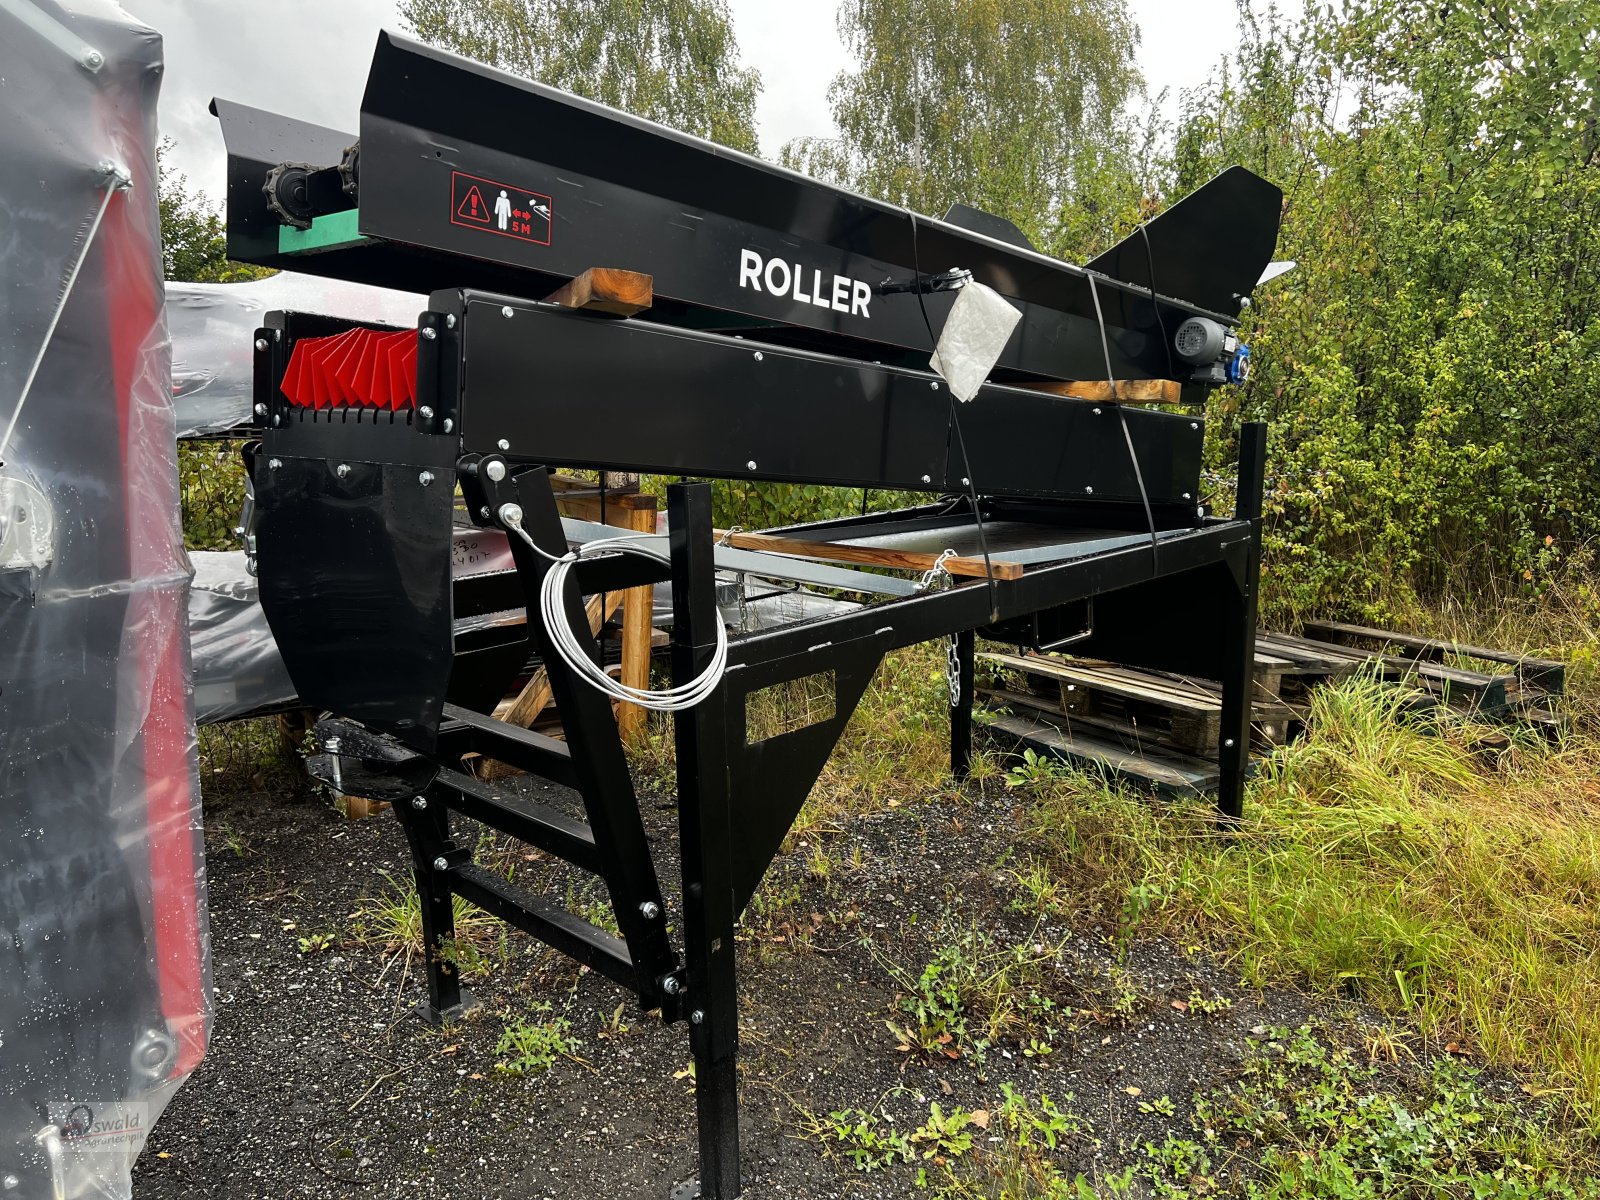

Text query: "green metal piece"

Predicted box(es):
[278, 209, 367, 255]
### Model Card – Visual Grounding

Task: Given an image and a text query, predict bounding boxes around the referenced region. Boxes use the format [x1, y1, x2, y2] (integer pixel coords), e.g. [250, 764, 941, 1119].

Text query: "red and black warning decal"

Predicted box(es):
[450, 170, 552, 245]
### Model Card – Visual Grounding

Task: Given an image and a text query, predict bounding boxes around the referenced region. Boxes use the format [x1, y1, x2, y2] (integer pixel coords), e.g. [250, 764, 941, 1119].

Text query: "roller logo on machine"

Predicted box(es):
[451, 170, 552, 245]
[738, 248, 873, 319]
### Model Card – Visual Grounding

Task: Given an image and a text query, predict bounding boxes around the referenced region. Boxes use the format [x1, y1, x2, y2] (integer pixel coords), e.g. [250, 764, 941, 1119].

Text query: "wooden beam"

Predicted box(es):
[543, 267, 653, 317]
[1015, 378, 1183, 405]
[476, 589, 627, 781]
[615, 501, 658, 744]
[717, 528, 1023, 581]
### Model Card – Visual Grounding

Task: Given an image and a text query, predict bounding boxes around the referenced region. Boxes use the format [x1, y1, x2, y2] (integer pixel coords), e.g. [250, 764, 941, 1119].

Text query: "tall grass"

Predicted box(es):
[1022, 676, 1600, 1146]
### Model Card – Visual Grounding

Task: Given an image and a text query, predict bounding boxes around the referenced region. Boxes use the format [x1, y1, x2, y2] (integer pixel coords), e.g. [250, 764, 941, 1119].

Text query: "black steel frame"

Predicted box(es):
[250, 281, 1268, 1197]
[317, 417, 1264, 1198]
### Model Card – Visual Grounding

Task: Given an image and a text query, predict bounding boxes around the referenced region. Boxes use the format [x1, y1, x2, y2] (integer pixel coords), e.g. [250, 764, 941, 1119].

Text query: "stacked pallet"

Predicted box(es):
[979, 622, 1566, 795]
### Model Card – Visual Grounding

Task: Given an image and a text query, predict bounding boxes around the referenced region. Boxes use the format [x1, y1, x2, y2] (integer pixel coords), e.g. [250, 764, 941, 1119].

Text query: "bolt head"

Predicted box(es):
[420, 326, 438, 341]
[479, 505, 491, 519]
[418, 405, 435, 420]
[1084, 486, 1094, 495]
[930, 380, 940, 390]
[961, 477, 970, 486]
[639, 901, 661, 920]
[335, 463, 351, 479]
[501, 306, 514, 319]
[497, 439, 511, 451]
[254, 403, 268, 417]
[1224, 738, 1236, 748]
[1093, 407, 1103, 415]
[690, 1009, 706, 1025]
[323, 737, 341, 754]
[442, 418, 454, 432]
[746, 460, 757, 471]
[267, 457, 282, 470]
[445, 314, 457, 328]
[432, 856, 449, 872]
[661, 975, 682, 996]
[82, 49, 104, 70]
[1182, 492, 1192, 501]
[498, 502, 523, 526]
[753, 351, 764, 362]
[418, 470, 435, 486]
[254, 338, 269, 353]
[1191, 422, 1200, 431]
[412, 796, 428, 810]
[921, 474, 932, 484]
[485, 460, 507, 482]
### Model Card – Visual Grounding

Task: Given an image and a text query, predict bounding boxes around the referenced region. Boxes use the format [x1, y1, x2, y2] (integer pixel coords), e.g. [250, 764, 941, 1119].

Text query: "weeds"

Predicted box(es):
[493, 1005, 577, 1076]
[879, 923, 1064, 1063]
[1011, 675, 1600, 1145]
[820, 1026, 1595, 1198]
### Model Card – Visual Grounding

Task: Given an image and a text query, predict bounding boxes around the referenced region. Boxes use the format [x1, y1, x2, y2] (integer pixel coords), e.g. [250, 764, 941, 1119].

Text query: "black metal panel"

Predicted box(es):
[210, 98, 354, 266]
[252, 436, 456, 750]
[213, 33, 1282, 383]
[1089, 167, 1282, 320]
[451, 295, 1204, 502]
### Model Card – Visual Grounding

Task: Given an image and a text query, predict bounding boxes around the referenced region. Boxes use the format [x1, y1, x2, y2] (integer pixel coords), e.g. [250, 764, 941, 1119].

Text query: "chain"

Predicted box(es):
[915, 549, 963, 707]
[917, 548, 958, 593]
[945, 632, 962, 708]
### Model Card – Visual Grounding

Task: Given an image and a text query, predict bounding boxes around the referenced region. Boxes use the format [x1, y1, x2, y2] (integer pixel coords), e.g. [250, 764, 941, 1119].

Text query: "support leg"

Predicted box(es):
[668, 482, 741, 1200]
[1217, 422, 1268, 825]
[950, 628, 976, 780]
[392, 791, 469, 1022]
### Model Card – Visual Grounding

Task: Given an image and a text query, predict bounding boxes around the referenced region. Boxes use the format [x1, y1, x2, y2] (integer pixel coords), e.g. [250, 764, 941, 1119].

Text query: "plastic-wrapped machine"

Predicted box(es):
[0, 4, 209, 1198]
[189, 551, 297, 725]
[170, 273, 426, 437]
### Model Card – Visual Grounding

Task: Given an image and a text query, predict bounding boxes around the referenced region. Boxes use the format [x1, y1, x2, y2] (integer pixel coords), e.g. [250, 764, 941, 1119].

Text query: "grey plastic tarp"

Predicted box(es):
[0, 3, 209, 1197]
[170, 273, 426, 437]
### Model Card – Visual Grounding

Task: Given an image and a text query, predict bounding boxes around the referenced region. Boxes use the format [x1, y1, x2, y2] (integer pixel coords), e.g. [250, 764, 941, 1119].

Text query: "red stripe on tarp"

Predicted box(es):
[104, 122, 208, 1076]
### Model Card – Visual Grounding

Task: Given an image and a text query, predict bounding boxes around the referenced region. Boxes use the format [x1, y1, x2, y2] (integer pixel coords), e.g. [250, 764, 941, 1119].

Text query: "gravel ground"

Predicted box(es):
[134, 764, 1413, 1200]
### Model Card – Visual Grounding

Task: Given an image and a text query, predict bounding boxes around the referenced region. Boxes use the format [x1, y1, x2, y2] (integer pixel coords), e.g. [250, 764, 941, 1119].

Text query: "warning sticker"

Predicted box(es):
[450, 170, 552, 245]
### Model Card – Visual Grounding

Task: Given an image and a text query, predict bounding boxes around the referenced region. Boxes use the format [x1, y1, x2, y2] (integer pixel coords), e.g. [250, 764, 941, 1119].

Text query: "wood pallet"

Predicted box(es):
[978, 623, 1568, 794]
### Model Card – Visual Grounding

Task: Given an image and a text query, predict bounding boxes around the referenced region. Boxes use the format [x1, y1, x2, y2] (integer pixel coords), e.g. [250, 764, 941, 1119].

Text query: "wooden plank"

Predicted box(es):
[615, 500, 657, 744]
[1015, 378, 1183, 405]
[720, 528, 1024, 581]
[477, 589, 625, 780]
[985, 651, 1219, 713]
[1304, 619, 1565, 694]
[543, 267, 654, 317]
[983, 711, 1220, 795]
[982, 683, 1299, 755]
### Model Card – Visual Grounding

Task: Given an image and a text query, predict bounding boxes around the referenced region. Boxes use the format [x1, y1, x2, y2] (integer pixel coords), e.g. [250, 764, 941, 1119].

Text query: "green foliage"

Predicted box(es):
[881, 923, 1062, 1062]
[1021, 675, 1600, 1139]
[177, 440, 248, 551]
[1177, 3, 1600, 620]
[158, 141, 269, 285]
[398, 0, 761, 152]
[1180, 1025, 1599, 1199]
[783, 0, 1148, 256]
[822, 1107, 915, 1172]
[493, 1005, 577, 1075]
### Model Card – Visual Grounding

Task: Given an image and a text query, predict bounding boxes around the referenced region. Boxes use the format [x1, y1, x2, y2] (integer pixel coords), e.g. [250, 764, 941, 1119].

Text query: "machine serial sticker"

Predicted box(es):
[450, 170, 552, 245]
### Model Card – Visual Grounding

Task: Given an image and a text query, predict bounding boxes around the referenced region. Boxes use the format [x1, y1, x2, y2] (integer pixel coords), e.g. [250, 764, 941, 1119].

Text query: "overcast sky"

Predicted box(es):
[127, 0, 1278, 203]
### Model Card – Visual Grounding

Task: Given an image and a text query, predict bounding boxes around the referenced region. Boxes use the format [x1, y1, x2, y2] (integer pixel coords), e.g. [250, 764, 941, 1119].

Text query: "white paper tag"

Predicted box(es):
[928, 281, 1024, 403]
